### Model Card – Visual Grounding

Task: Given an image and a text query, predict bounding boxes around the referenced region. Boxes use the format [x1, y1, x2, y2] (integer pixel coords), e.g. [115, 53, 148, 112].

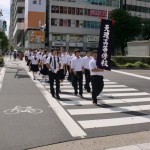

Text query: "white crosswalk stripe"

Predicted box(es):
[38, 75, 150, 133]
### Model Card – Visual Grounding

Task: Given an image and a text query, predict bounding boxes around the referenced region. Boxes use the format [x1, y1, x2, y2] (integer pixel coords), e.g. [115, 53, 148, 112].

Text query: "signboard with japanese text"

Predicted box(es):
[97, 19, 113, 70]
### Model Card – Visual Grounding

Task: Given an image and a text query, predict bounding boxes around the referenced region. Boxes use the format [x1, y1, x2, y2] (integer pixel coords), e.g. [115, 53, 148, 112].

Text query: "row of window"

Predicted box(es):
[51, 18, 100, 29]
[51, 5, 110, 17]
[53, 0, 120, 7]
[127, 4, 150, 13]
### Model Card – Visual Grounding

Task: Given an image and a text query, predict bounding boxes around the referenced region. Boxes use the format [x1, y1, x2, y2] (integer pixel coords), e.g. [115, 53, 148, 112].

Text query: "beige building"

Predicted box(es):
[127, 40, 150, 56]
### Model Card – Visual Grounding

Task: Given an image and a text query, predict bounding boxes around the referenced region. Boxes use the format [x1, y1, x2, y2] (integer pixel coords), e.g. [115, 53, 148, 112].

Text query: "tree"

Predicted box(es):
[141, 19, 150, 40]
[0, 32, 9, 51]
[111, 9, 141, 55]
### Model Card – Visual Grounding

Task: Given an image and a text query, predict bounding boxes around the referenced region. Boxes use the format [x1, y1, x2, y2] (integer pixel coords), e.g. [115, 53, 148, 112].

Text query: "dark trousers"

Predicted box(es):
[91, 75, 104, 103]
[84, 69, 91, 92]
[49, 71, 60, 96]
[67, 65, 71, 82]
[73, 71, 83, 95]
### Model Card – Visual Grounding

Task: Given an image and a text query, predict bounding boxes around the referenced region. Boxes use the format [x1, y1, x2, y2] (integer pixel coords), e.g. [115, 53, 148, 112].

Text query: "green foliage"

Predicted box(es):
[0, 32, 9, 50]
[111, 9, 141, 56]
[141, 19, 150, 40]
[0, 57, 4, 65]
[123, 63, 136, 69]
[111, 59, 119, 68]
[134, 61, 150, 69]
[114, 57, 128, 65]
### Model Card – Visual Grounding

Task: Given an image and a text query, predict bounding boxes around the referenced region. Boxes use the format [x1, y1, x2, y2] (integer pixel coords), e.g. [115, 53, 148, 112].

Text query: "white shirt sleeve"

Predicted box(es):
[89, 60, 95, 71]
[71, 59, 74, 69]
[46, 57, 50, 64]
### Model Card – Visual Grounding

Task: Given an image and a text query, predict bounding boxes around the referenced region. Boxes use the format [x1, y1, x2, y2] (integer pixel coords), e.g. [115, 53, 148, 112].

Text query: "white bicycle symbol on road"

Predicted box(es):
[4, 106, 43, 114]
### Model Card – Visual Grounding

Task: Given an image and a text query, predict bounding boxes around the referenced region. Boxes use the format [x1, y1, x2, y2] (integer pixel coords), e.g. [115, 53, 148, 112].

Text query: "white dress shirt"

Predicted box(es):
[71, 56, 83, 71]
[46, 56, 60, 72]
[82, 56, 92, 69]
[42, 55, 48, 64]
[61, 54, 68, 64]
[31, 56, 40, 65]
[89, 58, 103, 76]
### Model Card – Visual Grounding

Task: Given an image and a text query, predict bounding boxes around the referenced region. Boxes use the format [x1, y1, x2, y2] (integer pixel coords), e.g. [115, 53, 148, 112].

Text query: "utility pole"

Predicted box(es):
[45, 0, 50, 49]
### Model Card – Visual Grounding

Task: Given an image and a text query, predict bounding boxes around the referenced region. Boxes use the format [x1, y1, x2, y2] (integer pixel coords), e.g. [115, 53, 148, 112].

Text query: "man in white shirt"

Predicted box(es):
[83, 49, 92, 93]
[89, 50, 104, 105]
[71, 49, 84, 97]
[46, 48, 61, 99]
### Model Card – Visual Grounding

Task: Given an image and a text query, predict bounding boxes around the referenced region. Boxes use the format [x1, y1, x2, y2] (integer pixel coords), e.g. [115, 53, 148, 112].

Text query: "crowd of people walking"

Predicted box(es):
[25, 47, 104, 105]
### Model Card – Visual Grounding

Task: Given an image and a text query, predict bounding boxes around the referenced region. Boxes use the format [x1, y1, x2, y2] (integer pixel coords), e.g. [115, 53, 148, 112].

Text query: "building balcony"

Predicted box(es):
[13, 22, 24, 38]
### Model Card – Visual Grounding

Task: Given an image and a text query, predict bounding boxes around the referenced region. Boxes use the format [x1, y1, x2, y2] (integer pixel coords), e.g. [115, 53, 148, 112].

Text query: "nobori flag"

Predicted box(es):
[97, 19, 113, 70]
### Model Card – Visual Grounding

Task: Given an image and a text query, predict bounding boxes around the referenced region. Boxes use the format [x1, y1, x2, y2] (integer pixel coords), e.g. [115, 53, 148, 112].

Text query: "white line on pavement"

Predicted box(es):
[59, 97, 150, 106]
[26, 70, 87, 138]
[67, 104, 150, 115]
[112, 70, 150, 81]
[103, 92, 150, 97]
[0, 68, 6, 92]
[78, 115, 150, 129]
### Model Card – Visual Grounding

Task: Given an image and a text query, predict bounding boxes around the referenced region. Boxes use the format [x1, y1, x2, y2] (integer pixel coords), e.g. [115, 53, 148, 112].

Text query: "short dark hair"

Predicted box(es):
[86, 49, 91, 53]
[74, 49, 80, 54]
[51, 48, 57, 52]
[92, 50, 98, 54]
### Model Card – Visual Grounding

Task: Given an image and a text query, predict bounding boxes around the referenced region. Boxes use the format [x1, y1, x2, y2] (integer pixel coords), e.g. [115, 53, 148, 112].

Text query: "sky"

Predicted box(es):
[0, 0, 10, 36]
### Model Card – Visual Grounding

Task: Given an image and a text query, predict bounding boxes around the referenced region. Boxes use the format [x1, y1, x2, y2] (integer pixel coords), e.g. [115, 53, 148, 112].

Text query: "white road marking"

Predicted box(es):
[103, 88, 138, 92]
[0, 68, 6, 92]
[104, 85, 127, 88]
[103, 92, 150, 97]
[59, 97, 150, 106]
[26, 69, 87, 137]
[78, 115, 150, 129]
[112, 70, 150, 81]
[67, 105, 150, 115]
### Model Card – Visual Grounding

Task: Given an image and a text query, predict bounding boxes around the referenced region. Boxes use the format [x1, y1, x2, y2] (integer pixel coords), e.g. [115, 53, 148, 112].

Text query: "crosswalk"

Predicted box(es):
[38, 75, 150, 136]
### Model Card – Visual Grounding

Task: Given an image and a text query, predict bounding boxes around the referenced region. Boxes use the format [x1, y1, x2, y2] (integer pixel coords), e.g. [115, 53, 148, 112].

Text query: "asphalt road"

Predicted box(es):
[0, 58, 150, 150]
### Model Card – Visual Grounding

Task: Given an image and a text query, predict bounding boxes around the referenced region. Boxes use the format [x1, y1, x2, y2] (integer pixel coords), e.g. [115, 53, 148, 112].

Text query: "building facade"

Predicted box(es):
[49, 0, 120, 51]
[121, 0, 150, 19]
[9, 0, 25, 49]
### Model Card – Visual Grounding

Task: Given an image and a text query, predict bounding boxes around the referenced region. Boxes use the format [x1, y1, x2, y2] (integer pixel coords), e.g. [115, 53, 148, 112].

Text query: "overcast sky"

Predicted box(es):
[0, 0, 10, 36]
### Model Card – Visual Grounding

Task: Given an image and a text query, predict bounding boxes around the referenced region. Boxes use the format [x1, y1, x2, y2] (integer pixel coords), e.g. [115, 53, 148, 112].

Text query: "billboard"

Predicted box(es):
[24, 0, 46, 30]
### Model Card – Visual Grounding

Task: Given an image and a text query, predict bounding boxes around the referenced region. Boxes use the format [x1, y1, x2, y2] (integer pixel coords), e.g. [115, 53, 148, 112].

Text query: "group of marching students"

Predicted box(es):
[25, 47, 104, 105]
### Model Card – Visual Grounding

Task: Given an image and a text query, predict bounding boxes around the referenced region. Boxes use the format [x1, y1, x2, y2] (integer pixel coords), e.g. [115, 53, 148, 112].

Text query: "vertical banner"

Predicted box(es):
[97, 19, 113, 70]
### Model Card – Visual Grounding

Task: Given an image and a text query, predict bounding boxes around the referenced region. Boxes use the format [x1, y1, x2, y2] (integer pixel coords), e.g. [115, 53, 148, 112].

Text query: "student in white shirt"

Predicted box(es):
[30, 51, 40, 80]
[46, 48, 61, 99]
[66, 50, 73, 82]
[89, 50, 104, 105]
[40, 50, 49, 82]
[83, 49, 92, 93]
[71, 49, 84, 97]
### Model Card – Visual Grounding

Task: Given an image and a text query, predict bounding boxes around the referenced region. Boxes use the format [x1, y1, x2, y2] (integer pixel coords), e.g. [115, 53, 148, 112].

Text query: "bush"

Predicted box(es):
[134, 61, 150, 69]
[111, 59, 119, 68]
[0, 57, 4, 66]
[114, 57, 128, 65]
[123, 63, 136, 69]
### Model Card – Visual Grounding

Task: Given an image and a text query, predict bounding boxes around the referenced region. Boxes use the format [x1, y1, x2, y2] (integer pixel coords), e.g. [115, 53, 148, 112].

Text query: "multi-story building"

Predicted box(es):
[49, 0, 120, 51]
[9, 0, 25, 49]
[121, 0, 150, 19]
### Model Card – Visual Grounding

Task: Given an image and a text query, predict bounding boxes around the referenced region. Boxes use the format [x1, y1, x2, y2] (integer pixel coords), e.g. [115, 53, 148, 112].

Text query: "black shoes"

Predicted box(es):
[56, 94, 60, 99]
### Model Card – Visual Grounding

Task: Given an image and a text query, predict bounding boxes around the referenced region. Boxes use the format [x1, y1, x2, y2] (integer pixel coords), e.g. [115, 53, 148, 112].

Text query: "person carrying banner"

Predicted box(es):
[89, 50, 104, 105]
[82, 49, 92, 93]
[46, 48, 61, 99]
[71, 49, 84, 98]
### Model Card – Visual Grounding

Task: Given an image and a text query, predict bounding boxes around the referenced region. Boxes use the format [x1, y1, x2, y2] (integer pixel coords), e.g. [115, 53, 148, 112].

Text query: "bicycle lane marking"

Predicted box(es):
[25, 69, 87, 138]
[0, 68, 6, 92]
[3, 106, 43, 115]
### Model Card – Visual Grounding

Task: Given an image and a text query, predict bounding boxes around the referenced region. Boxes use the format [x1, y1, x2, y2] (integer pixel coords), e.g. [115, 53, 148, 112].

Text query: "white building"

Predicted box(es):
[9, 0, 25, 49]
